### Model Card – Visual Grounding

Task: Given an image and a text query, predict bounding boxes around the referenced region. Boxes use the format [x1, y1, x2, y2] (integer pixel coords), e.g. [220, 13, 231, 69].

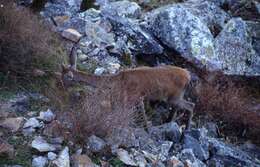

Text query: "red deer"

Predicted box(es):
[61, 65, 195, 130]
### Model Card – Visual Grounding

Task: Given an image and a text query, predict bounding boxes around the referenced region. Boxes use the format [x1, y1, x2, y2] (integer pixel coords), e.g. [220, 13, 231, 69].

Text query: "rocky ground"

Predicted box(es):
[1, 0, 260, 166]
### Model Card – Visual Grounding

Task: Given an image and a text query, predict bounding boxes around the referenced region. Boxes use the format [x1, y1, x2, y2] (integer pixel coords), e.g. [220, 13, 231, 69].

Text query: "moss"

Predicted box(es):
[109, 158, 125, 167]
[0, 135, 32, 167]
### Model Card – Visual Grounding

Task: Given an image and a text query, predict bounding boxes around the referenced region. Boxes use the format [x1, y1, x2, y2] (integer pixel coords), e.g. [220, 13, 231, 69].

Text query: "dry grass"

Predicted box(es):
[55, 80, 136, 144]
[195, 73, 260, 142]
[0, 1, 66, 88]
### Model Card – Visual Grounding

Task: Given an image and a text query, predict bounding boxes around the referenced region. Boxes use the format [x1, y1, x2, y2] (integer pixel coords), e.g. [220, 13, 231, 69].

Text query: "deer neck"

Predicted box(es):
[72, 71, 113, 86]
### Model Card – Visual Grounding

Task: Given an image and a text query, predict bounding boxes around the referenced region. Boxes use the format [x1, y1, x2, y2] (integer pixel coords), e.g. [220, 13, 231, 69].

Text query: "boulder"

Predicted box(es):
[102, 12, 164, 55]
[182, 0, 231, 35]
[101, 0, 142, 19]
[207, 138, 259, 166]
[148, 4, 218, 71]
[214, 18, 259, 76]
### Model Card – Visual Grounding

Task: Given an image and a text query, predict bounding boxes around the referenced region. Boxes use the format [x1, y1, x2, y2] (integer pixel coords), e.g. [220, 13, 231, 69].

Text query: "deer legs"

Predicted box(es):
[169, 96, 195, 130]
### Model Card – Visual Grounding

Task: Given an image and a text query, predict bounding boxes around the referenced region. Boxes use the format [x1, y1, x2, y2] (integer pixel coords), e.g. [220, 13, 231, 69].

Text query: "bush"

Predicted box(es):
[0, 1, 66, 89]
[195, 73, 260, 142]
[56, 81, 135, 144]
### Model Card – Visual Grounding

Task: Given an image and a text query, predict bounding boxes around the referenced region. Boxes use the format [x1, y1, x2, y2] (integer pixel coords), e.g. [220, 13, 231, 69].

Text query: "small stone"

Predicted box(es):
[48, 137, 64, 145]
[37, 109, 55, 123]
[72, 154, 98, 167]
[53, 147, 70, 167]
[167, 156, 184, 167]
[62, 28, 82, 42]
[52, 15, 70, 27]
[117, 148, 137, 166]
[0, 117, 24, 132]
[47, 152, 57, 161]
[23, 118, 41, 129]
[31, 136, 56, 152]
[148, 122, 181, 143]
[32, 156, 48, 167]
[94, 67, 106, 75]
[86, 135, 106, 153]
[0, 138, 14, 158]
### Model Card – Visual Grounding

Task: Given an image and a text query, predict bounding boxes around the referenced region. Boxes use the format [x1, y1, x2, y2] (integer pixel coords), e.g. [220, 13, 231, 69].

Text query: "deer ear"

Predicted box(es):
[61, 64, 66, 71]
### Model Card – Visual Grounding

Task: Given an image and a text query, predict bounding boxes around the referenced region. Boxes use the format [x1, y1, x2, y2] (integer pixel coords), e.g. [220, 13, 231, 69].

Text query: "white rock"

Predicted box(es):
[32, 136, 56, 152]
[47, 152, 57, 161]
[53, 147, 70, 167]
[23, 118, 41, 129]
[62, 28, 82, 42]
[94, 67, 106, 75]
[37, 109, 55, 123]
[117, 148, 137, 166]
[32, 156, 48, 167]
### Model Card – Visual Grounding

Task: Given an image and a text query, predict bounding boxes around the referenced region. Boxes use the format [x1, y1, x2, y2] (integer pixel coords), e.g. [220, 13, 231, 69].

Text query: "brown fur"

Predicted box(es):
[61, 65, 194, 129]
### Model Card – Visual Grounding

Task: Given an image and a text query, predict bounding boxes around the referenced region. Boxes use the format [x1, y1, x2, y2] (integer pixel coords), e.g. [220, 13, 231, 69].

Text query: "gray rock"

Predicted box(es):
[83, 20, 115, 49]
[86, 135, 106, 153]
[102, 12, 164, 55]
[167, 156, 184, 167]
[76, 8, 101, 22]
[183, 134, 209, 161]
[23, 118, 42, 129]
[214, 18, 259, 76]
[101, 0, 142, 19]
[61, 28, 82, 42]
[148, 4, 218, 71]
[32, 156, 48, 167]
[182, 0, 231, 35]
[177, 149, 206, 167]
[47, 152, 57, 161]
[31, 136, 56, 152]
[37, 109, 55, 123]
[204, 122, 219, 138]
[148, 122, 181, 143]
[207, 138, 259, 166]
[53, 147, 70, 167]
[0, 117, 24, 133]
[41, 0, 81, 18]
[71, 154, 98, 167]
[117, 148, 138, 166]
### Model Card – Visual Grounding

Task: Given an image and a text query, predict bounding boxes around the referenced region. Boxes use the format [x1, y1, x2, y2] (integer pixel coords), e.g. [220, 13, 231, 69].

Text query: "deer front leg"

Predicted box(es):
[178, 99, 195, 130]
[169, 97, 195, 130]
